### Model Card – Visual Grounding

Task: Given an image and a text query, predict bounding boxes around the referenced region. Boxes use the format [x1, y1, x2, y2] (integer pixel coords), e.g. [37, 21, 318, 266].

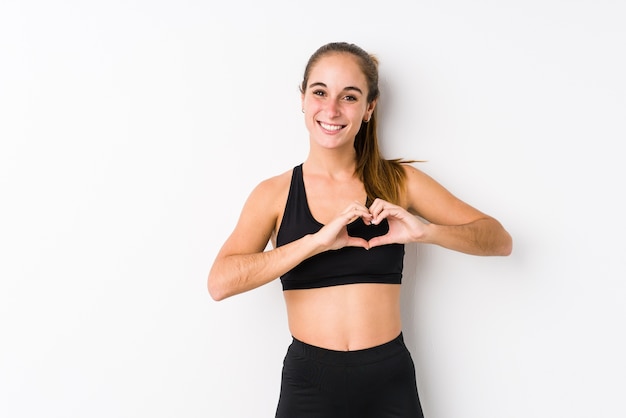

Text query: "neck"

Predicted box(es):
[304, 147, 358, 178]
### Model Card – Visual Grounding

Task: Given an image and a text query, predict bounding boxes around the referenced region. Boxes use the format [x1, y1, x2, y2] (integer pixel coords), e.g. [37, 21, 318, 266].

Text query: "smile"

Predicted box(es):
[318, 121, 345, 131]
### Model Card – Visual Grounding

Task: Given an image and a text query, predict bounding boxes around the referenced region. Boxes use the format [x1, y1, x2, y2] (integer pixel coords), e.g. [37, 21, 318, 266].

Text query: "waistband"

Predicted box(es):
[288, 333, 407, 366]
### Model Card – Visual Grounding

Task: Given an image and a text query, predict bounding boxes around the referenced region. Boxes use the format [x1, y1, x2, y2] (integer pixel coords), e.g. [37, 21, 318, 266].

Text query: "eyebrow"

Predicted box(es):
[308, 82, 364, 95]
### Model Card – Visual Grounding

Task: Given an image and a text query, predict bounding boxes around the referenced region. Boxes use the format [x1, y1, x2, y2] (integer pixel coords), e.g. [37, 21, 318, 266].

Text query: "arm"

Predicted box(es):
[207, 175, 371, 301]
[368, 164, 512, 256]
[207, 175, 299, 301]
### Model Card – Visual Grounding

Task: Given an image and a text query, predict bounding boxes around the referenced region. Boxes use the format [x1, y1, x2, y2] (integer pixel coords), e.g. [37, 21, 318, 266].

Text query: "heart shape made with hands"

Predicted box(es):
[346, 216, 390, 241]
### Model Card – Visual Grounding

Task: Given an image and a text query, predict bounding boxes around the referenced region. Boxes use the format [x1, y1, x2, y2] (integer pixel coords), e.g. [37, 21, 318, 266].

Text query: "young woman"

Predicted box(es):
[208, 41, 512, 417]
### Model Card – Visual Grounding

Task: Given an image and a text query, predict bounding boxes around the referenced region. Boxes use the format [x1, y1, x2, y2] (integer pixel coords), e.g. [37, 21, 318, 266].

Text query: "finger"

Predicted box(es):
[368, 232, 403, 248]
[370, 206, 392, 225]
[368, 198, 395, 222]
[343, 201, 371, 214]
[371, 205, 405, 225]
[345, 236, 370, 249]
[367, 235, 388, 248]
[342, 209, 366, 225]
[367, 198, 383, 215]
[352, 200, 370, 210]
[343, 204, 372, 224]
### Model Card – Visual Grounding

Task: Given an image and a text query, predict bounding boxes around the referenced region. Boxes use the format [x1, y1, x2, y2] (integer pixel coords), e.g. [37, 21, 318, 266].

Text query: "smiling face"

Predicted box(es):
[301, 52, 376, 151]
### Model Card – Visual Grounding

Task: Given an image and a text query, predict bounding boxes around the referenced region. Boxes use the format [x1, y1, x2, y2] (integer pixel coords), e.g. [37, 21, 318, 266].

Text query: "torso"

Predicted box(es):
[283, 284, 402, 351]
[273, 163, 405, 351]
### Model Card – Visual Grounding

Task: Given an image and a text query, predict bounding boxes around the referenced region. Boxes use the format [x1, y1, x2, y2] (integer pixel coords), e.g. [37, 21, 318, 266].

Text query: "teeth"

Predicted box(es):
[319, 122, 343, 131]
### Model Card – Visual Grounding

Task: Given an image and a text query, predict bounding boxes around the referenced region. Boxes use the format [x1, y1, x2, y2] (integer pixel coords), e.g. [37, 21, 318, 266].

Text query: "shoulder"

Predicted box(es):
[399, 163, 454, 215]
[399, 162, 490, 225]
[244, 167, 294, 214]
[400, 162, 447, 191]
[251, 167, 293, 198]
[401, 162, 426, 181]
[398, 163, 436, 203]
[226, 167, 295, 248]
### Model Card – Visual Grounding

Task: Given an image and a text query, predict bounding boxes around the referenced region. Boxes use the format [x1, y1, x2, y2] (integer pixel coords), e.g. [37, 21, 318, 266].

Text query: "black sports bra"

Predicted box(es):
[276, 164, 404, 290]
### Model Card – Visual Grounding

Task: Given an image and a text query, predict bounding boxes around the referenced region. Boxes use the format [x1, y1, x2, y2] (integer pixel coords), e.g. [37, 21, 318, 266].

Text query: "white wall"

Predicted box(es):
[1, 1, 624, 417]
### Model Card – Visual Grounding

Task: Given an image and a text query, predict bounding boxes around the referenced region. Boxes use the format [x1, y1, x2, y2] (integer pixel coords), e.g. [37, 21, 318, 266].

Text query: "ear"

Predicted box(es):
[301, 93, 305, 112]
[365, 99, 377, 121]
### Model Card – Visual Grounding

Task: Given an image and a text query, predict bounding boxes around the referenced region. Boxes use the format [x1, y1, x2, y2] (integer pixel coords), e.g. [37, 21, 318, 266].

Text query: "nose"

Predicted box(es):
[325, 98, 341, 118]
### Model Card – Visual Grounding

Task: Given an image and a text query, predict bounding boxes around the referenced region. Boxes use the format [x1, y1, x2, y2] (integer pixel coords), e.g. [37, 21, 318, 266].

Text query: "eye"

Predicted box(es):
[344, 95, 357, 102]
[312, 90, 326, 97]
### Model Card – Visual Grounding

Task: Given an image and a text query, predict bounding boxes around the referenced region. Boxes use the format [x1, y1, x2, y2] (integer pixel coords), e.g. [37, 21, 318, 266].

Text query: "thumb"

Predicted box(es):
[345, 236, 370, 249]
[367, 235, 392, 249]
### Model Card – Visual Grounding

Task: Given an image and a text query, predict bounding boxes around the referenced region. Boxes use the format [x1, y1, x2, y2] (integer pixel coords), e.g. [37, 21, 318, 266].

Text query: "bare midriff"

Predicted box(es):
[283, 283, 402, 351]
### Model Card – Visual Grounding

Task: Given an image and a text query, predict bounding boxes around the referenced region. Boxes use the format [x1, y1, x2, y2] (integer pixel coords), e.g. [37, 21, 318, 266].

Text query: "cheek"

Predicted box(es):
[347, 107, 366, 122]
[303, 111, 318, 132]
[303, 99, 322, 113]
[304, 115, 315, 129]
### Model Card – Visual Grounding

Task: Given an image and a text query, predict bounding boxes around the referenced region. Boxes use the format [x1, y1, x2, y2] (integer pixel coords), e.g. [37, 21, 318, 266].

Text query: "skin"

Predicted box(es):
[207, 52, 512, 351]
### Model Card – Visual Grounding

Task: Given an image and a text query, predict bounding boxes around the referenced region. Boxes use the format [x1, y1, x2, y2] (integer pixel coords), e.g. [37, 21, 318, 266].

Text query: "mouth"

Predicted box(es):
[318, 121, 345, 132]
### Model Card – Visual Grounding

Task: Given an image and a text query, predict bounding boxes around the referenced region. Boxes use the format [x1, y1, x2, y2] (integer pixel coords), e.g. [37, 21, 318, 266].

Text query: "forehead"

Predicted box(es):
[307, 52, 367, 89]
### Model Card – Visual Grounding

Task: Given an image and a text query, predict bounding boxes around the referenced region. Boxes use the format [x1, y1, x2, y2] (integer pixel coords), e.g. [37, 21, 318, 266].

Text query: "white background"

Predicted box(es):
[1, 1, 625, 417]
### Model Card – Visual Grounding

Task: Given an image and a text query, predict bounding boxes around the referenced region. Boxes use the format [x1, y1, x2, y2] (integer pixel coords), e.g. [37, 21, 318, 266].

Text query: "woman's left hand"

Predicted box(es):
[366, 198, 427, 248]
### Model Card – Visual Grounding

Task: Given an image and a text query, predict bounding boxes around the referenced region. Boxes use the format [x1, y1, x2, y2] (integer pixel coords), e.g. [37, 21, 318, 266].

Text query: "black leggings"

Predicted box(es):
[275, 333, 424, 418]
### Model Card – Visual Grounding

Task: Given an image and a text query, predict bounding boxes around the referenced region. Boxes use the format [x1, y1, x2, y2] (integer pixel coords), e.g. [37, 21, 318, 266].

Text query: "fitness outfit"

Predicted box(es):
[276, 164, 404, 290]
[274, 164, 424, 417]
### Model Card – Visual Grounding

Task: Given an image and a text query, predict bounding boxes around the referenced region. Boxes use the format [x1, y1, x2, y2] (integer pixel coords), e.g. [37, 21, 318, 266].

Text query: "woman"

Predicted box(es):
[208, 41, 512, 417]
